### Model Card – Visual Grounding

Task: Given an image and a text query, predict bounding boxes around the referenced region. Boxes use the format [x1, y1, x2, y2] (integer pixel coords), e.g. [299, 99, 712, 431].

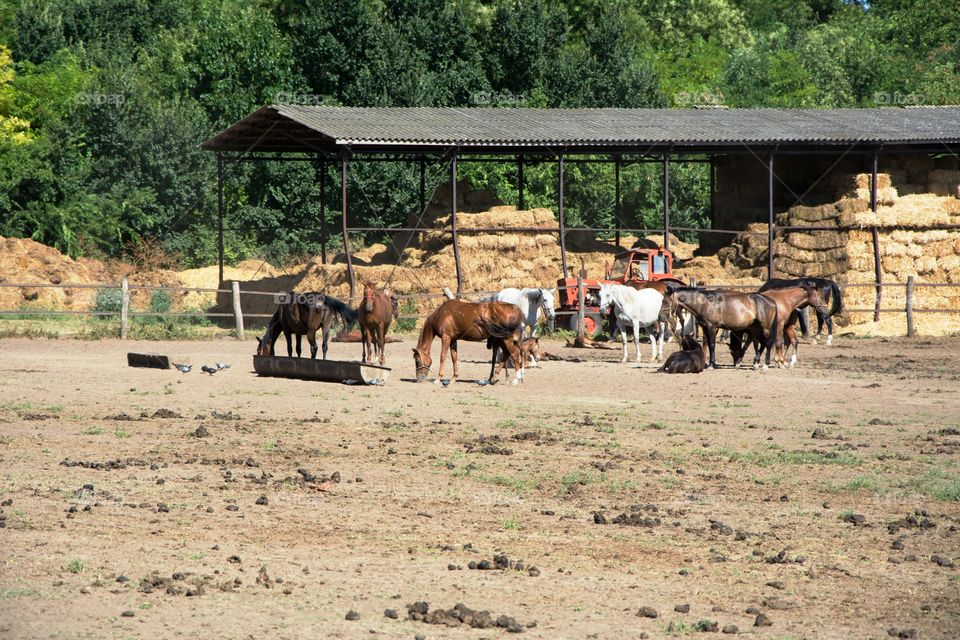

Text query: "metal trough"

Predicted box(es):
[253, 355, 390, 385]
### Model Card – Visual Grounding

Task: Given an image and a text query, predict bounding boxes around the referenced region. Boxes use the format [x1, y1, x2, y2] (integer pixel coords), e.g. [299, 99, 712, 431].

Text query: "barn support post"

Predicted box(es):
[663, 154, 671, 251]
[872, 227, 882, 321]
[231, 280, 244, 341]
[870, 149, 878, 212]
[767, 150, 775, 280]
[340, 150, 356, 299]
[217, 153, 224, 285]
[419, 156, 426, 213]
[517, 155, 525, 211]
[576, 275, 585, 340]
[906, 275, 915, 337]
[709, 156, 716, 225]
[120, 277, 129, 340]
[614, 156, 621, 248]
[319, 157, 327, 265]
[450, 152, 464, 295]
[558, 154, 569, 278]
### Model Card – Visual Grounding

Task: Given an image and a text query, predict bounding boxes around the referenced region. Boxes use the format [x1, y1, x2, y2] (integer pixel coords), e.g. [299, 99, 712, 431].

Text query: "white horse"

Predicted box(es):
[483, 287, 556, 359]
[598, 283, 665, 363]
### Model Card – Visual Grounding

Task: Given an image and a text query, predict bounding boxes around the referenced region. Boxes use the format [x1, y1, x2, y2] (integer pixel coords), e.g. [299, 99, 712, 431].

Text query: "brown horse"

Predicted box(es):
[412, 299, 524, 385]
[731, 285, 826, 368]
[492, 336, 540, 381]
[671, 287, 779, 369]
[256, 291, 357, 360]
[357, 282, 398, 366]
[657, 335, 706, 374]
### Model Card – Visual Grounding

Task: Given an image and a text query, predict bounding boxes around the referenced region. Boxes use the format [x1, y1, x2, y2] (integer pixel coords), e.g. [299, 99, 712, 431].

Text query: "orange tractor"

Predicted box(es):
[556, 247, 677, 336]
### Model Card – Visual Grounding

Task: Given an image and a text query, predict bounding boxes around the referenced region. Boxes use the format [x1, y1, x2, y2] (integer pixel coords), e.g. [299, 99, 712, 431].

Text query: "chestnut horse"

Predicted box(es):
[731, 285, 826, 368]
[256, 291, 357, 360]
[758, 277, 842, 345]
[671, 287, 779, 369]
[412, 299, 524, 385]
[357, 282, 398, 366]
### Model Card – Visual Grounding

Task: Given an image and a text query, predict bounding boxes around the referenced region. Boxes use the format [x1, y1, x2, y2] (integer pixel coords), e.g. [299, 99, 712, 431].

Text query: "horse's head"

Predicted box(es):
[802, 284, 827, 313]
[728, 332, 749, 363]
[255, 333, 271, 356]
[597, 284, 614, 312]
[538, 288, 557, 332]
[680, 335, 701, 353]
[412, 347, 432, 382]
[388, 292, 400, 320]
[363, 282, 376, 312]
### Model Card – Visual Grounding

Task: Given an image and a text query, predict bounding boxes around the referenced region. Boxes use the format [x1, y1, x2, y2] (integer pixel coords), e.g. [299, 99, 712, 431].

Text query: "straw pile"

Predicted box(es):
[0, 235, 112, 310]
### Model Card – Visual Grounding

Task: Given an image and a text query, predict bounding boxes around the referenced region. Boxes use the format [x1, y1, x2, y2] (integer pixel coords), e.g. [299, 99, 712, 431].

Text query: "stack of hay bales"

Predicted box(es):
[717, 170, 960, 332]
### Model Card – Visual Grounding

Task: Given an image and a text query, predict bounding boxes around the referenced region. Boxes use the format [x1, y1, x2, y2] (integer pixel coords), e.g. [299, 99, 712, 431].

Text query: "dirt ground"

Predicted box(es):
[1, 334, 958, 639]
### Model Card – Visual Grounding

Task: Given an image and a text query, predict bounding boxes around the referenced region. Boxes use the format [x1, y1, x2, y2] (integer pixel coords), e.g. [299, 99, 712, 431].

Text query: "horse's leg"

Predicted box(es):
[359, 325, 368, 363]
[377, 323, 386, 366]
[705, 325, 719, 369]
[449, 339, 460, 384]
[435, 336, 450, 385]
[307, 330, 318, 360]
[504, 337, 523, 385]
[799, 306, 811, 340]
[633, 320, 642, 363]
[786, 324, 798, 367]
[321, 324, 330, 360]
[824, 313, 834, 346]
[645, 323, 657, 363]
[619, 321, 628, 363]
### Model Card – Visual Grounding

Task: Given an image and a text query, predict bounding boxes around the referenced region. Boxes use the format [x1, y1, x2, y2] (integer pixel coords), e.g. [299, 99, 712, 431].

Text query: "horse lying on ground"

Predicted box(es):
[412, 299, 524, 385]
[598, 283, 665, 363]
[657, 336, 706, 374]
[671, 287, 778, 369]
[257, 291, 357, 359]
[758, 277, 842, 345]
[357, 282, 399, 366]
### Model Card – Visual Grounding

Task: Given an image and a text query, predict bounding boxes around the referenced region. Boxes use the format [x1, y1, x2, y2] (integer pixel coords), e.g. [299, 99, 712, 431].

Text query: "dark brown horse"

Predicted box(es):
[671, 287, 779, 369]
[412, 299, 524, 385]
[657, 336, 706, 374]
[357, 282, 398, 366]
[758, 277, 842, 345]
[731, 285, 826, 368]
[256, 291, 357, 360]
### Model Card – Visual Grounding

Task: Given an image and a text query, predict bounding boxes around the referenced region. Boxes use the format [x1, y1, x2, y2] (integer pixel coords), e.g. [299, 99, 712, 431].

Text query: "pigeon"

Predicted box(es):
[201, 365, 218, 375]
[216, 362, 230, 370]
[173, 363, 192, 374]
[73, 484, 94, 499]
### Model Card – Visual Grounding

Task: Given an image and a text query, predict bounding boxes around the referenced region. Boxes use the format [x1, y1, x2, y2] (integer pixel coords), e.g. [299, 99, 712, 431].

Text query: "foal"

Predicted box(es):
[658, 336, 706, 374]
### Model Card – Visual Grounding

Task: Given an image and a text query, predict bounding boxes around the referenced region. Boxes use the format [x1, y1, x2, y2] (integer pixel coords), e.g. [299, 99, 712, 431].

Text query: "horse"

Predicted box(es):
[623, 278, 688, 341]
[357, 282, 398, 366]
[731, 284, 826, 368]
[492, 336, 540, 382]
[412, 299, 524, 385]
[671, 287, 778, 369]
[657, 336, 706, 374]
[483, 287, 556, 338]
[597, 283, 665, 363]
[256, 291, 357, 360]
[758, 277, 842, 345]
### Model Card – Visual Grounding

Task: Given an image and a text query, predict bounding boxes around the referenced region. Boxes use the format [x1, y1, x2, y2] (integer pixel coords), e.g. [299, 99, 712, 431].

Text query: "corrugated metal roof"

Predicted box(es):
[201, 105, 960, 152]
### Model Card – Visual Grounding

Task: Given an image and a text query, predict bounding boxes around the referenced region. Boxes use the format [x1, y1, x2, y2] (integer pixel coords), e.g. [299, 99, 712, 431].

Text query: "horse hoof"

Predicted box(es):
[826, 336, 833, 346]
[762, 365, 769, 371]
[433, 379, 442, 386]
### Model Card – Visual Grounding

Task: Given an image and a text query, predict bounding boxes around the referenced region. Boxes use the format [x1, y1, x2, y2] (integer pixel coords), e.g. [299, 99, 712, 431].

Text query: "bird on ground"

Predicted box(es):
[173, 363, 192, 373]
[216, 362, 230, 370]
[201, 365, 218, 375]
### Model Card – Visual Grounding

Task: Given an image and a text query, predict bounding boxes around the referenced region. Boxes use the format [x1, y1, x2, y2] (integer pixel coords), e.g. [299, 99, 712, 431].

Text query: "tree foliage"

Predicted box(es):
[0, 0, 956, 265]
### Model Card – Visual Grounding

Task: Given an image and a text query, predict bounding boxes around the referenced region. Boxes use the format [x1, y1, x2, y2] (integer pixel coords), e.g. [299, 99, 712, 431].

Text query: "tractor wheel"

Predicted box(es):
[569, 312, 602, 337]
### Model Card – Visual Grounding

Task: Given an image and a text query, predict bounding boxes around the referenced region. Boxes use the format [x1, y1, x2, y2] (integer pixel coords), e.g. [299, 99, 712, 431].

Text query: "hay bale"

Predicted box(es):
[837, 197, 870, 215]
[917, 256, 938, 274]
[786, 231, 844, 251]
[849, 186, 898, 205]
[785, 203, 838, 223]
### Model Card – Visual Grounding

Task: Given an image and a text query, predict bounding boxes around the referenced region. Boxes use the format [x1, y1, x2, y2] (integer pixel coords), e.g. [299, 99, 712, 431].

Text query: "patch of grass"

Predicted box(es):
[900, 466, 960, 502]
[0, 588, 36, 598]
[842, 474, 882, 492]
[65, 559, 86, 574]
[494, 419, 517, 429]
[163, 383, 175, 395]
[384, 409, 405, 418]
[698, 447, 861, 468]
[113, 428, 133, 439]
[560, 470, 596, 490]
[81, 426, 104, 436]
[502, 515, 520, 530]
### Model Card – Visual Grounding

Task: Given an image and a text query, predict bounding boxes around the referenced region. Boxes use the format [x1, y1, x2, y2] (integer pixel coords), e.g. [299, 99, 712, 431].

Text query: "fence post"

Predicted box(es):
[120, 278, 129, 340]
[576, 276, 585, 339]
[231, 281, 244, 341]
[906, 276, 915, 338]
[442, 287, 456, 301]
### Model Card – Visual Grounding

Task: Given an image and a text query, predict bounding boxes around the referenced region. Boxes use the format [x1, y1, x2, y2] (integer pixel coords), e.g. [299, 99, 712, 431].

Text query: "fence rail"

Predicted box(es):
[0, 276, 957, 339]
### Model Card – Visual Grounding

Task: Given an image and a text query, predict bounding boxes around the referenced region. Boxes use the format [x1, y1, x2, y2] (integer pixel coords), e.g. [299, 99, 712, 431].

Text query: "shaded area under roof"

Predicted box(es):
[201, 105, 960, 155]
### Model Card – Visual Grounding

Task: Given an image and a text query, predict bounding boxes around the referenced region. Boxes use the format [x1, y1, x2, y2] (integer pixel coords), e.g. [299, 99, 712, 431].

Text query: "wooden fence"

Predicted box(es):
[0, 277, 957, 340]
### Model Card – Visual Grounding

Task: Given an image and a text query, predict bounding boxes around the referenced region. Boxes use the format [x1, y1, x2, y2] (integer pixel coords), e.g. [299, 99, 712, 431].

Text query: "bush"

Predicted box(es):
[149, 290, 172, 315]
[92, 287, 123, 319]
[395, 298, 418, 333]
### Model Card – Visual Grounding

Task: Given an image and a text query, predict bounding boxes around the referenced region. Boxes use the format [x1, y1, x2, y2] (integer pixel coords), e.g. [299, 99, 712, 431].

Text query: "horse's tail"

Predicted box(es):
[324, 295, 358, 331]
[827, 279, 843, 316]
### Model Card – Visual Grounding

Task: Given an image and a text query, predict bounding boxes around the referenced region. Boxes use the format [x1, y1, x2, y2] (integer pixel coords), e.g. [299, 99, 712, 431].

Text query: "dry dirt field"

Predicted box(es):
[1, 335, 959, 639]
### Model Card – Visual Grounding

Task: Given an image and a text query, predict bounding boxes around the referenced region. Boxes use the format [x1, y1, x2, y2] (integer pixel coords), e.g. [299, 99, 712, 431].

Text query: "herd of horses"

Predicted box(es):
[255, 276, 842, 384]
